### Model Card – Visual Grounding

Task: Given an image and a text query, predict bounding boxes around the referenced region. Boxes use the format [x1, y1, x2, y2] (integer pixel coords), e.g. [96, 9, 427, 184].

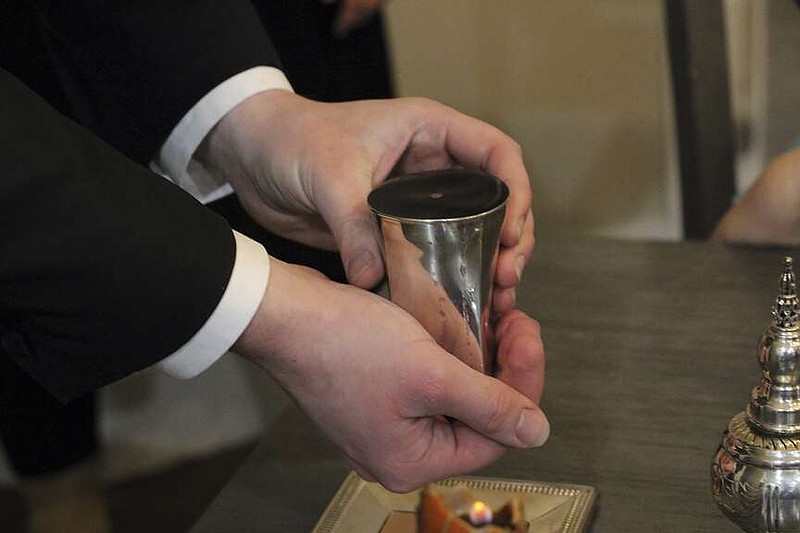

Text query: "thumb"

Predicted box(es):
[421, 359, 550, 449]
[329, 206, 385, 289]
[312, 157, 385, 288]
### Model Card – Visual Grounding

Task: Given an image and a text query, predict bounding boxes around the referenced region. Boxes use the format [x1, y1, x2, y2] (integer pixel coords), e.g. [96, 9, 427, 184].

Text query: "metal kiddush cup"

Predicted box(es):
[367, 169, 509, 374]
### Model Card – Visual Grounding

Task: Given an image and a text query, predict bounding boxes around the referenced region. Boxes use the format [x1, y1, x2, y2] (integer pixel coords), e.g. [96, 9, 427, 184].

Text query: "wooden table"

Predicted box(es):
[192, 238, 796, 532]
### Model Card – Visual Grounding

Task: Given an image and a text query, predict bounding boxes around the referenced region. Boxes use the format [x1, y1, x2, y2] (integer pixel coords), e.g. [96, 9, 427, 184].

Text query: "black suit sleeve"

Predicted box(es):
[16, 0, 281, 164]
[0, 68, 237, 402]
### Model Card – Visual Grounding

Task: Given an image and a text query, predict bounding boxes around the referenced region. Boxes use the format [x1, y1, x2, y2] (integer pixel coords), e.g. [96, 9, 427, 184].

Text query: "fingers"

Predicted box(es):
[492, 211, 533, 314]
[331, 210, 385, 288]
[376, 418, 509, 492]
[378, 312, 546, 492]
[436, 108, 533, 251]
[313, 158, 386, 288]
[494, 311, 545, 403]
[376, 405, 547, 493]
[395, 99, 533, 259]
[409, 352, 549, 450]
[495, 209, 535, 289]
[493, 287, 516, 315]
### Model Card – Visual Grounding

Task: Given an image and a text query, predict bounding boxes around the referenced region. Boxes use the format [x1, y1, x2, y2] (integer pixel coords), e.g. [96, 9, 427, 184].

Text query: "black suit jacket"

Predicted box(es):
[0, 1, 393, 401]
[0, 1, 284, 401]
[2, 0, 281, 164]
[2, 0, 396, 281]
[253, 0, 394, 102]
[0, 68, 240, 402]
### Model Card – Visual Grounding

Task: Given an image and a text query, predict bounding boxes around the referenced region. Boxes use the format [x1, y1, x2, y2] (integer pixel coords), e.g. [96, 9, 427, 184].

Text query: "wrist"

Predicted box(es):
[232, 259, 330, 380]
[196, 89, 301, 182]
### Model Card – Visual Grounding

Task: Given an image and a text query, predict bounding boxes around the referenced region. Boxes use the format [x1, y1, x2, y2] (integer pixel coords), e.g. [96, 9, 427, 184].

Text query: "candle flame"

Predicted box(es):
[468, 500, 493, 526]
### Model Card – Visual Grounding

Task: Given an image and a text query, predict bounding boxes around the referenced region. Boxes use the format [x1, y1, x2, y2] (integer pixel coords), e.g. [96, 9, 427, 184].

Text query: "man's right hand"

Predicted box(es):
[198, 90, 534, 315]
[233, 260, 548, 492]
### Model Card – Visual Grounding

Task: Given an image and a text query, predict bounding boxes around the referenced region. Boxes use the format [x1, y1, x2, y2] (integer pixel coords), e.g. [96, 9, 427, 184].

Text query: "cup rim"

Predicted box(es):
[368, 197, 508, 224]
[367, 170, 509, 224]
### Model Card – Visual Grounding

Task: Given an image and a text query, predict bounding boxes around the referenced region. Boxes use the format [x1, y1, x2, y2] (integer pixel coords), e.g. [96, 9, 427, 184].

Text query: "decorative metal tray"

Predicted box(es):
[313, 472, 597, 532]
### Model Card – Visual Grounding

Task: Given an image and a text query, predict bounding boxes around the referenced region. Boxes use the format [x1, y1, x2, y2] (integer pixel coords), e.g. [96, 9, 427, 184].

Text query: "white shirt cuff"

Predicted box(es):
[150, 65, 294, 204]
[158, 231, 270, 379]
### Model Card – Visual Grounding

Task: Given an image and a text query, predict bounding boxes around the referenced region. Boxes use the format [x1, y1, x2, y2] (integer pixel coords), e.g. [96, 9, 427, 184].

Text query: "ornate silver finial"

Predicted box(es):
[772, 256, 799, 329]
[712, 256, 800, 532]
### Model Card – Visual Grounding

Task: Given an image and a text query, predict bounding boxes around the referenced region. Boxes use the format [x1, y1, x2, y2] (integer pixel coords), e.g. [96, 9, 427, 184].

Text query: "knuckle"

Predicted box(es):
[529, 317, 542, 338]
[483, 390, 513, 435]
[498, 346, 529, 376]
[414, 365, 450, 408]
[405, 96, 438, 109]
[511, 139, 524, 158]
[518, 181, 533, 206]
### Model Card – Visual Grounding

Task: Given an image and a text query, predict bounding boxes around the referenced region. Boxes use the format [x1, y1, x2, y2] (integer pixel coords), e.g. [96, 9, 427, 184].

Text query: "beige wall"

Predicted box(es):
[385, 0, 682, 239]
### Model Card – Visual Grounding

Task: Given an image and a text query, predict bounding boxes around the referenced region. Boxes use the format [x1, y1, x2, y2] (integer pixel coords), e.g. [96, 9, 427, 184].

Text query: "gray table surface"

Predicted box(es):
[193, 237, 798, 532]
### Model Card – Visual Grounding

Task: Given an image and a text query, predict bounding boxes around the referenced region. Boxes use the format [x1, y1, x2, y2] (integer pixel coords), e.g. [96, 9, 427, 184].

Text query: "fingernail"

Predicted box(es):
[515, 255, 525, 281]
[347, 250, 375, 283]
[516, 408, 550, 447]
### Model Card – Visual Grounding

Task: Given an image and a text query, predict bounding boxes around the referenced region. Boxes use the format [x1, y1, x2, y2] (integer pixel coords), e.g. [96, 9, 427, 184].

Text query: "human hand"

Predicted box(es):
[199, 90, 534, 314]
[234, 260, 548, 492]
[330, 0, 383, 38]
[713, 147, 800, 246]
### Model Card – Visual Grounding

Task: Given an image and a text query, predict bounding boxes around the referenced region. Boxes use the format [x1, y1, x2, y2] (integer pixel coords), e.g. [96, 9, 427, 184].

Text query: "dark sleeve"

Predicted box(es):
[0, 68, 237, 402]
[252, 0, 394, 102]
[20, 0, 281, 164]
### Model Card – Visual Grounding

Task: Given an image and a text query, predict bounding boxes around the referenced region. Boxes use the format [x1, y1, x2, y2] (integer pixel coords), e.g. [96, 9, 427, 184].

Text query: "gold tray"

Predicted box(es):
[312, 472, 597, 532]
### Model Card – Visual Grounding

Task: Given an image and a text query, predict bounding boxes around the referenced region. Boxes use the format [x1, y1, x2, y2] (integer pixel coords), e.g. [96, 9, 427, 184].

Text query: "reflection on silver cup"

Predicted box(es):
[368, 170, 508, 374]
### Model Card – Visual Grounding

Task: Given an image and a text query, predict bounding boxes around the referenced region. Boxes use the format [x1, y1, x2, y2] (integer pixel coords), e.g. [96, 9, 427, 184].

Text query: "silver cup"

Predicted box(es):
[368, 170, 509, 374]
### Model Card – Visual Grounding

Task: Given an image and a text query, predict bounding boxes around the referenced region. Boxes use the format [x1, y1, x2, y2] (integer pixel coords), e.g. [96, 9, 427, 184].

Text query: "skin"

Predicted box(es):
[199, 90, 545, 492]
[332, 0, 384, 37]
[199, 90, 535, 314]
[713, 148, 800, 246]
[234, 261, 547, 492]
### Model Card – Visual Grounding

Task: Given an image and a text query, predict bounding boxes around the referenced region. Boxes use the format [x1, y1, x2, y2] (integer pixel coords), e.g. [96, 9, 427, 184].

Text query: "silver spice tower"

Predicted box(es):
[712, 256, 800, 532]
